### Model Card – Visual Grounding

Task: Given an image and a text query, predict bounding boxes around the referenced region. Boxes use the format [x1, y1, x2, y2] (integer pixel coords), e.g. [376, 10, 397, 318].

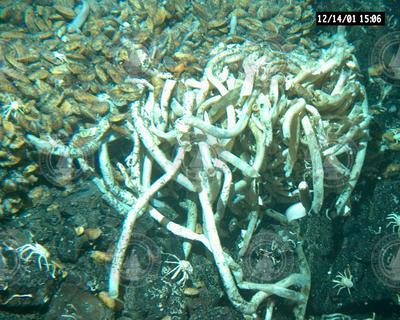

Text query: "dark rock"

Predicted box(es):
[44, 283, 113, 320]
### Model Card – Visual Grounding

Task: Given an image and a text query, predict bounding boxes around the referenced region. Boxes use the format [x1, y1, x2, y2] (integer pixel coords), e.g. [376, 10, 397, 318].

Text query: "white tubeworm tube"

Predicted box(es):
[213, 159, 232, 224]
[304, 104, 325, 141]
[238, 273, 308, 302]
[170, 98, 185, 118]
[335, 88, 369, 215]
[126, 131, 140, 176]
[229, 15, 237, 35]
[182, 90, 196, 115]
[117, 162, 137, 193]
[109, 148, 185, 299]
[27, 119, 110, 158]
[159, 79, 176, 131]
[131, 102, 197, 192]
[199, 173, 256, 315]
[148, 206, 210, 251]
[238, 210, 259, 257]
[205, 47, 243, 96]
[285, 202, 307, 222]
[125, 78, 154, 91]
[219, 150, 260, 178]
[198, 141, 215, 177]
[331, 69, 348, 95]
[180, 197, 198, 258]
[269, 75, 280, 109]
[282, 99, 306, 177]
[298, 181, 312, 213]
[77, 157, 132, 214]
[179, 95, 253, 139]
[301, 115, 324, 214]
[265, 299, 275, 320]
[335, 141, 367, 215]
[68, 0, 90, 33]
[241, 55, 267, 98]
[248, 118, 266, 172]
[99, 143, 136, 205]
[185, 78, 203, 89]
[141, 155, 153, 191]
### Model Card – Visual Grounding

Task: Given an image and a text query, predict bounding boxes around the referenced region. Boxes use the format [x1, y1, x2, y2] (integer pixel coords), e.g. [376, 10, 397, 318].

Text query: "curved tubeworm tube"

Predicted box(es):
[68, 0, 90, 33]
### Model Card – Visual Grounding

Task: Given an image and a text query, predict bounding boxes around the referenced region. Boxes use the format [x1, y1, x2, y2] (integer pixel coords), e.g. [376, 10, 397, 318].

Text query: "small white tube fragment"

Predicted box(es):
[68, 0, 90, 33]
[229, 15, 237, 35]
[285, 202, 307, 222]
